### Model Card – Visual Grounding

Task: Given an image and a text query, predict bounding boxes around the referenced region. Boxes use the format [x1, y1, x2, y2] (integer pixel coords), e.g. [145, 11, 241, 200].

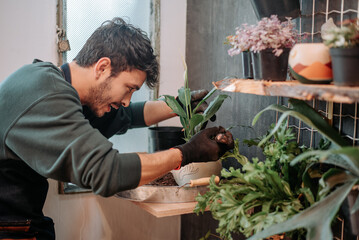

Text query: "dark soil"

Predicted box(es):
[147, 172, 178, 186]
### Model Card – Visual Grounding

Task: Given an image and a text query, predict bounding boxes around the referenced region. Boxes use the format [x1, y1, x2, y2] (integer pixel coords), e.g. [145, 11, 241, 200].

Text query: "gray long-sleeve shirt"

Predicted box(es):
[0, 60, 145, 197]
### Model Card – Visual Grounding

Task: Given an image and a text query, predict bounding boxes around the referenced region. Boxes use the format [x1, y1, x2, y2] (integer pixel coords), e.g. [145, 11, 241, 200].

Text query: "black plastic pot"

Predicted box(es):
[148, 126, 185, 153]
[250, 0, 301, 21]
[242, 51, 253, 79]
[251, 48, 290, 81]
[347, 188, 359, 235]
[330, 47, 359, 86]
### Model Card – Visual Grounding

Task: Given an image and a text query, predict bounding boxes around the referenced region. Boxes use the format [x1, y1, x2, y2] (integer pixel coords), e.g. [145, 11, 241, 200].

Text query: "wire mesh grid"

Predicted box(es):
[286, 0, 359, 148]
[280, 1, 359, 239]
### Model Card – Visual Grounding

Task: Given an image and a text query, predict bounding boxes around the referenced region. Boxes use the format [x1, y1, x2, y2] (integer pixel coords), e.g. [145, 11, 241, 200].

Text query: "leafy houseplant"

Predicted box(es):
[195, 99, 359, 240]
[226, 15, 299, 81]
[322, 18, 359, 86]
[195, 123, 312, 240]
[162, 64, 229, 186]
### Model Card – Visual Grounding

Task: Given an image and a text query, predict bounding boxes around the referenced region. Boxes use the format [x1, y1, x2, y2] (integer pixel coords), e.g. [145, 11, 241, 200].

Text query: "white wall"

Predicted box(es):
[158, 0, 187, 127]
[0, 0, 58, 81]
[0, 0, 187, 239]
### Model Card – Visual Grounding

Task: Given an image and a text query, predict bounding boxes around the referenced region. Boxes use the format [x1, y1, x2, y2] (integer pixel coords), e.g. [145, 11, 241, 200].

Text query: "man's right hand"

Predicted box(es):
[174, 126, 234, 166]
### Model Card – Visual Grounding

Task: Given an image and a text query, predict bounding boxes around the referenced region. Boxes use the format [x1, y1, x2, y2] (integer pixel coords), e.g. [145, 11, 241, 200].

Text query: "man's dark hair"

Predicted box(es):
[74, 17, 159, 88]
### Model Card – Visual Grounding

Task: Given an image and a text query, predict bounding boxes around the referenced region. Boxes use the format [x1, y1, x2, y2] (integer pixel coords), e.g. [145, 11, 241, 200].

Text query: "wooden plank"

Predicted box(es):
[132, 201, 198, 218]
[213, 78, 359, 104]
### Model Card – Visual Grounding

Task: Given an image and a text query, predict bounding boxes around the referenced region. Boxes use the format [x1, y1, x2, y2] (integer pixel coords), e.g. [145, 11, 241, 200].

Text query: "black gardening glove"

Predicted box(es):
[174, 126, 234, 167]
[176, 89, 217, 123]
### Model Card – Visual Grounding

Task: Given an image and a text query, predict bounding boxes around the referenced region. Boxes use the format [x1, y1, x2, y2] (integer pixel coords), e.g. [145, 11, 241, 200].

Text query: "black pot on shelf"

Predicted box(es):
[250, 0, 301, 21]
[148, 126, 185, 153]
[251, 48, 290, 81]
[241, 51, 254, 79]
[330, 47, 359, 86]
[347, 188, 359, 235]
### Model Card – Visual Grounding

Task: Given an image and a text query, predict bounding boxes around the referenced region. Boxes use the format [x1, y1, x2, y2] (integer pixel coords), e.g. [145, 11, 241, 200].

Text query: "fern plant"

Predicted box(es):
[195, 99, 359, 240]
[195, 122, 314, 240]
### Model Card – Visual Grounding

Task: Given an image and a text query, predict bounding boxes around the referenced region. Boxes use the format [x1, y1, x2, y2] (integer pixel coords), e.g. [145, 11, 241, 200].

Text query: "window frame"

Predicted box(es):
[56, 0, 161, 194]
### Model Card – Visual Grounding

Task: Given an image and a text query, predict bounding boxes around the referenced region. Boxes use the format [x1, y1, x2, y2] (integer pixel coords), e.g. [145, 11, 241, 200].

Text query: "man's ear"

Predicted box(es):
[94, 57, 111, 79]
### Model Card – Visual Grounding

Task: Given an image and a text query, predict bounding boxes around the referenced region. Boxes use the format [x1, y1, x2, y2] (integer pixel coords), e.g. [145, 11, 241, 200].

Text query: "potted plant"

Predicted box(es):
[226, 24, 254, 79]
[226, 15, 299, 81]
[250, 0, 301, 22]
[322, 18, 359, 86]
[162, 63, 229, 186]
[195, 98, 359, 240]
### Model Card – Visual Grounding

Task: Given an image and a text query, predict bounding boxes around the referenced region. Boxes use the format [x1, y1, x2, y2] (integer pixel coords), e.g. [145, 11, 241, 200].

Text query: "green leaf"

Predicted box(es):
[189, 114, 204, 135]
[162, 95, 186, 118]
[178, 87, 191, 110]
[292, 147, 359, 177]
[252, 99, 348, 148]
[192, 87, 217, 114]
[202, 94, 229, 123]
[247, 180, 356, 240]
[319, 168, 358, 197]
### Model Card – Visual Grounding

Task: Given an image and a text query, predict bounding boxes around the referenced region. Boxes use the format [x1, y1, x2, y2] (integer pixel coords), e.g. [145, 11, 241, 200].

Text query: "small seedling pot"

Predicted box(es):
[330, 47, 359, 86]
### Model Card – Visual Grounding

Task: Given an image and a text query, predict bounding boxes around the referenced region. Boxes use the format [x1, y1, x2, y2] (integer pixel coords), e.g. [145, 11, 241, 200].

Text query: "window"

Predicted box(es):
[57, 0, 160, 193]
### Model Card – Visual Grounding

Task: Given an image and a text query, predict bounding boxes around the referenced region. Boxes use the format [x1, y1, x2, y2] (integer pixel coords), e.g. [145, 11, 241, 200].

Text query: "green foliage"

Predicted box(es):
[247, 99, 359, 240]
[195, 122, 313, 240]
[195, 99, 359, 240]
[322, 18, 359, 48]
[162, 65, 229, 141]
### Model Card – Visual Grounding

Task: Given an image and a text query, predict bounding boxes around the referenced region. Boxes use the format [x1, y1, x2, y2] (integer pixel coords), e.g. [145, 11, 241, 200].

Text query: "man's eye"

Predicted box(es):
[129, 87, 134, 92]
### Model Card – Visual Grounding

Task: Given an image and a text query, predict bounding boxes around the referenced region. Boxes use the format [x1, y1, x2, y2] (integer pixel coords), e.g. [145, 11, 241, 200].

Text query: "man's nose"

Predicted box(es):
[121, 95, 131, 107]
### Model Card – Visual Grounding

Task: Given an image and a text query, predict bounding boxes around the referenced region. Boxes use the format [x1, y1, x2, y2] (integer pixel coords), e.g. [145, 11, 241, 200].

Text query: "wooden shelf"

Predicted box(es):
[131, 201, 199, 218]
[213, 78, 359, 104]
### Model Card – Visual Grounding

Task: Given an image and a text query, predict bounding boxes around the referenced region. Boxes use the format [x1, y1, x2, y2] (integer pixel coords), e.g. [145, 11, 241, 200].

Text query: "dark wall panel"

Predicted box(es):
[183, 0, 359, 239]
[186, 0, 278, 162]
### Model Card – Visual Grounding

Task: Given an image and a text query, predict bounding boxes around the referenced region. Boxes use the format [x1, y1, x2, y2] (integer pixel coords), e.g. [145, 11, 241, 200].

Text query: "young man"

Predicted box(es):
[0, 18, 233, 239]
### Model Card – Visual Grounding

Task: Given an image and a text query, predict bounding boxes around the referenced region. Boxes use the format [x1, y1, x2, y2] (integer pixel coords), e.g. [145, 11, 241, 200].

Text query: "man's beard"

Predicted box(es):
[86, 77, 113, 117]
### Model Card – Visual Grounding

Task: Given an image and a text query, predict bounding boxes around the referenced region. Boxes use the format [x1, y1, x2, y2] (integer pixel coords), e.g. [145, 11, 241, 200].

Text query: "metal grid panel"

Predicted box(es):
[282, 1, 359, 238]
[285, 0, 359, 150]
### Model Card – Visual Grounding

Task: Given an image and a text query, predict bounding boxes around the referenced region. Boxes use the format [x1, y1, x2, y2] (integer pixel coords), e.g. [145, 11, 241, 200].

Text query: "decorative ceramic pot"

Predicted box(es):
[330, 47, 359, 86]
[251, 48, 290, 81]
[288, 43, 333, 84]
[171, 160, 222, 186]
[250, 0, 301, 21]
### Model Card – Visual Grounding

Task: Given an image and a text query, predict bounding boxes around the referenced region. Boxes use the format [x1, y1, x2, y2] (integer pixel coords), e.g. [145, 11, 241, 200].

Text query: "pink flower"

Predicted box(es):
[226, 15, 299, 57]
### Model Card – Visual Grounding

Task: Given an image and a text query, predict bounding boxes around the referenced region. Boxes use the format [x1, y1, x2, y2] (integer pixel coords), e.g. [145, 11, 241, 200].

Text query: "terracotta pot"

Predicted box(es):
[330, 47, 359, 86]
[251, 48, 290, 81]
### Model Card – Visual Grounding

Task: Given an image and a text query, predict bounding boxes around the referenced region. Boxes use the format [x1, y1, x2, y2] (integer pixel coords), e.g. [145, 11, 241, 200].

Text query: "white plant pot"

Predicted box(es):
[171, 160, 222, 186]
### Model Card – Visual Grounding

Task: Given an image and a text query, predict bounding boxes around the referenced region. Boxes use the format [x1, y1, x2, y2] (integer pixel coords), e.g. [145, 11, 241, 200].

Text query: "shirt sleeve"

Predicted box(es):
[6, 91, 141, 197]
[86, 101, 147, 138]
